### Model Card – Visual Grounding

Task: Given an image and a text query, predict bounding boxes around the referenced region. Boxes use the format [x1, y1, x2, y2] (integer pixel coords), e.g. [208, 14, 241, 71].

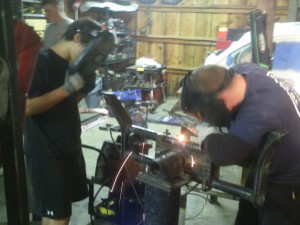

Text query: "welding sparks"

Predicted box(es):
[137, 213, 145, 225]
[177, 134, 186, 142]
[110, 151, 133, 192]
[142, 142, 145, 154]
[191, 155, 195, 167]
[141, 142, 145, 163]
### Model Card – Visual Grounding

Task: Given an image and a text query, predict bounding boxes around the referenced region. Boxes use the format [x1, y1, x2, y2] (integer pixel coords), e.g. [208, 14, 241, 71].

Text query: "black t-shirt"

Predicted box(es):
[24, 49, 82, 157]
[205, 63, 300, 183]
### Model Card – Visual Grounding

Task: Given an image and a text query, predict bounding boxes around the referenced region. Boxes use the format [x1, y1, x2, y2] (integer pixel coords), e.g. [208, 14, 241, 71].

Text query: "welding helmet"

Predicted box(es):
[180, 65, 234, 128]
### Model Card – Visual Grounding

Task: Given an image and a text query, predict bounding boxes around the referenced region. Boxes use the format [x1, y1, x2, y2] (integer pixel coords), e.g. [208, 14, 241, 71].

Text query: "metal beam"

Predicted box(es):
[0, 0, 30, 224]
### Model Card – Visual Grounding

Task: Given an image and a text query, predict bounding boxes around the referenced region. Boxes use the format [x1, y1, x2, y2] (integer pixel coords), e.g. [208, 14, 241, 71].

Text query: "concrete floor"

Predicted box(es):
[0, 96, 242, 225]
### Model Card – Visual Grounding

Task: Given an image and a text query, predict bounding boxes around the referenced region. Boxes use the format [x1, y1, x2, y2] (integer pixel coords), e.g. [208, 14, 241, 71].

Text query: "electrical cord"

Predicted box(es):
[181, 182, 201, 196]
[188, 192, 209, 201]
[185, 192, 209, 221]
[180, 182, 209, 222]
[94, 179, 108, 200]
[81, 144, 101, 153]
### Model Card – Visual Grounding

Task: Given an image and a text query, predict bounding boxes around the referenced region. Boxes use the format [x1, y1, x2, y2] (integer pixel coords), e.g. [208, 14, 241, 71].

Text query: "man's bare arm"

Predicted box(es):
[25, 88, 69, 116]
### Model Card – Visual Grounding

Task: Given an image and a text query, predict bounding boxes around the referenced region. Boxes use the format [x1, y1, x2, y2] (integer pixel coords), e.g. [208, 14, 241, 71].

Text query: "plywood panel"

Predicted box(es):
[196, 0, 213, 6]
[183, 0, 214, 6]
[165, 12, 181, 36]
[212, 0, 230, 5]
[165, 43, 180, 66]
[193, 45, 212, 67]
[166, 72, 178, 95]
[178, 44, 196, 68]
[229, 0, 249, 6]
[195, 13, 213, 38]
[149, 11, 165, 35]
[244, 0, 257, 6]
[276, 15, 287, 22]
[276, 0, 288, 7]
[165, 71, 183, 95]
[181, 0, 198, 6]
[149, 42, 165, 64]
[136, 41, 151, 58]
[180, 13, 197, 36]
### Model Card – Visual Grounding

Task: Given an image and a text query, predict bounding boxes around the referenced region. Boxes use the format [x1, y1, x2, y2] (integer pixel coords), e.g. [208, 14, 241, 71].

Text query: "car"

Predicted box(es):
[204, 22, 300, 93]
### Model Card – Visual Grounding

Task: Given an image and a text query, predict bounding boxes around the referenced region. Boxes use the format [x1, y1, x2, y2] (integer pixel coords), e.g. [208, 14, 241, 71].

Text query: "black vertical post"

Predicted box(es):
[250, 9, 271, 69]
[11, 0, 22, 19]
[144, 185, 181, 225]
[0, 0, 30, 224]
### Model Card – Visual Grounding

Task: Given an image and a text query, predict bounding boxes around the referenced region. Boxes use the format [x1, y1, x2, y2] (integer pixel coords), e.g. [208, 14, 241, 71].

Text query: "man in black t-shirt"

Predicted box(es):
[24, 18, 102, 225]
[181, 63, 300, 225]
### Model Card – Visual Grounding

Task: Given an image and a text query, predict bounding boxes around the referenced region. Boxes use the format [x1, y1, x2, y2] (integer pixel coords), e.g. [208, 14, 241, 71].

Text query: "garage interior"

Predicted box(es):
[0, 0, 299, 225]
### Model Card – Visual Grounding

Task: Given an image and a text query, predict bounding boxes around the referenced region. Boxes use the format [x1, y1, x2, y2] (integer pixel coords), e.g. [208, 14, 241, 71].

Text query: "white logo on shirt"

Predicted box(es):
[267, 71, 300, 117]
[47, 210, 54, 216]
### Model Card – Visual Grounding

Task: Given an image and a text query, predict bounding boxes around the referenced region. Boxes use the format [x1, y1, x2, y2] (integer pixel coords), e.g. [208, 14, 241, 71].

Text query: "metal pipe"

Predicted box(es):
[212, 179, 253, 203]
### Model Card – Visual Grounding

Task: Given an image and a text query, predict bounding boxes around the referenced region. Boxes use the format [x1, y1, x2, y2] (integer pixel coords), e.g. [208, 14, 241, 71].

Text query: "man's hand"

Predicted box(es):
[195, 122, 226, 143]
[61, 73, 85, 95]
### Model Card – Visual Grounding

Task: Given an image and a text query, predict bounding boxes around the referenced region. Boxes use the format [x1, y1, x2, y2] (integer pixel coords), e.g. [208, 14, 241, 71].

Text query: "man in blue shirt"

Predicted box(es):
[181, 63, 300, 225]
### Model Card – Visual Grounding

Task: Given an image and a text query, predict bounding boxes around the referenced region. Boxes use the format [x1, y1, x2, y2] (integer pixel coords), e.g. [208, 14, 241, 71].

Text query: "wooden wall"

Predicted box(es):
[134, 0, 288, 95]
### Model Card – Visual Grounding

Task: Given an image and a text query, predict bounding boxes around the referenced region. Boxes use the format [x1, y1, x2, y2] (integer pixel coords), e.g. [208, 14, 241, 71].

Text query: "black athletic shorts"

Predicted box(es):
[26, 151, 88, 220]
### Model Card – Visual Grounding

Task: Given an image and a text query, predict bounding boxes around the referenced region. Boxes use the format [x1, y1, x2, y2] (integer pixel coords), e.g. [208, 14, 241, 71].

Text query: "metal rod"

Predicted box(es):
[212, 179, 253, 203]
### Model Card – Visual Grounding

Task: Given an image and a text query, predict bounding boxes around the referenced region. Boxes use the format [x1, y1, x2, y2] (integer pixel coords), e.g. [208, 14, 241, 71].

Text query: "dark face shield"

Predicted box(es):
[180, 68, 234, 128]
